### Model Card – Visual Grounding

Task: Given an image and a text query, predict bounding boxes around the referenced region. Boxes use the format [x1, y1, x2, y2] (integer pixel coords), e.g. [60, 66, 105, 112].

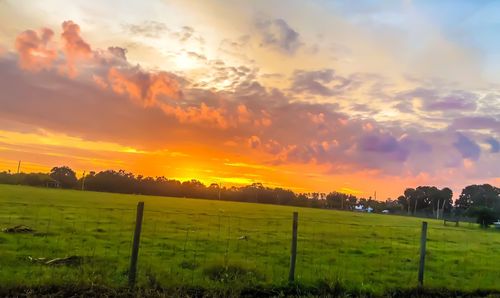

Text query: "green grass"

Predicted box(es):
[1, 184, 500, 295]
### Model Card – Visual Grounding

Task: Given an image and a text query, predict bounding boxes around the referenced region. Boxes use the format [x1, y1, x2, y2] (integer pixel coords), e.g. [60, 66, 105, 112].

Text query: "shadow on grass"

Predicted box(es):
[2, 283, 500, 297]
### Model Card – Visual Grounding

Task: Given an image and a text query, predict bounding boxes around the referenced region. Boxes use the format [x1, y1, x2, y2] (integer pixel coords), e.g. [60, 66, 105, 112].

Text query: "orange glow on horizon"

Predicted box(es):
[0, 128, 410, 198]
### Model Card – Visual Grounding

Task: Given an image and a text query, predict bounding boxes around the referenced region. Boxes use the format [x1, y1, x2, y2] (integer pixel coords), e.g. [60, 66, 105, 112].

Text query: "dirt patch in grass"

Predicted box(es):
[203, 262, 264, 283]
[179, 260, 198, 270]
[28, 255, 84, 266]
[3, 225, 34, 234]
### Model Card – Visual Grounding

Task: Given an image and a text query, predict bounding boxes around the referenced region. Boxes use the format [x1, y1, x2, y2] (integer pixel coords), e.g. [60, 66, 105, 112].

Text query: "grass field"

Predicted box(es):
[1, 184, 500, 295]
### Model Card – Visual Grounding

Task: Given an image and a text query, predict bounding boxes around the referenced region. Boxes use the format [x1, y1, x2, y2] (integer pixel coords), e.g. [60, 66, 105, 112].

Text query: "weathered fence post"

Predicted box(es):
[128, 201, 145, 288]
[418, 221, 428, 287]
[288, 211, 298, 282]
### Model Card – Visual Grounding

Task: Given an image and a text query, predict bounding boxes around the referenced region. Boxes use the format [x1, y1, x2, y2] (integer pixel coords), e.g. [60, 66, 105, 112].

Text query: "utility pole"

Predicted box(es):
[81, 171, 86, 191]
[441, 200, 446, 219]
[436, 199, 441, 220]
[16, 160, 21, 185]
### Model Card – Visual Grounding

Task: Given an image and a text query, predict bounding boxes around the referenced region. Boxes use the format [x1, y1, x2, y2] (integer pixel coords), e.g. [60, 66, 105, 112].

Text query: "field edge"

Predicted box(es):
[2, 284, 500, 298]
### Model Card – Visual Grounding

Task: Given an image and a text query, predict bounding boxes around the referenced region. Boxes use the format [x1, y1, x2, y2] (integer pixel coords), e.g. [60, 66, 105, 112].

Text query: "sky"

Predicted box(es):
[0, 0, 499, 199]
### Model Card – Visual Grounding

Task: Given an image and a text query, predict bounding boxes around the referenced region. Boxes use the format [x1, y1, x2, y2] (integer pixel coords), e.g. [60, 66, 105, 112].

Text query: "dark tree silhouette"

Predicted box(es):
[49, 166, 78, 189]
[468, 206, 497, 228]
[455, 184, 500, 211]
[400, 186, 453, 216]
[2, 165, 497, 217]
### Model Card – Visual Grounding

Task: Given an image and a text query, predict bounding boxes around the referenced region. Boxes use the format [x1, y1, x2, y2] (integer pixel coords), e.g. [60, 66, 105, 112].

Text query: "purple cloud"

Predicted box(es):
[290, 69, 352, 96]
[486, 138, 499, 153]
[359, 134, 398, 153]
[453, 133, 481, 160]
[451, 116, 499, 133]
[357, 133, 410, 162]
[426, 95, 477, 111]
[398, 88, 477, 112]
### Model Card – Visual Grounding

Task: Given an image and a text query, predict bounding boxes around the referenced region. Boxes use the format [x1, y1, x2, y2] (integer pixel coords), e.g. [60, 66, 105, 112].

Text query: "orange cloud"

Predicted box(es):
[256, 110, 272, 127]
[160, 102, 229, 128]
[92, 74, 108, 89]
[61, 21, 91, 57]
[237, 104, 251, 123]
[248, 135, 261, 148]
[14, 28, 57, 71]
[60, 20, 92, 76]
[108, 67, 182, 106]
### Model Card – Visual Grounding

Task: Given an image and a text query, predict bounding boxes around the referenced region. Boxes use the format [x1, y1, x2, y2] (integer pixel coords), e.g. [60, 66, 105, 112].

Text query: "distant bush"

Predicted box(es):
[0, 172, 17, 184]
[0, 172, 54, 187]
[467, 207, 498, 228]
[22, 173, 53, 186]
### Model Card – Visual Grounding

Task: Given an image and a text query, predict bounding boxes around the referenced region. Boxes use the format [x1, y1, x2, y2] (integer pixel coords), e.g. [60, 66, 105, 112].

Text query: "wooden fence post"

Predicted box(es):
[418, 221, 428, 287]
[128, 201, 145, 288]
[288, 211, 298, 282]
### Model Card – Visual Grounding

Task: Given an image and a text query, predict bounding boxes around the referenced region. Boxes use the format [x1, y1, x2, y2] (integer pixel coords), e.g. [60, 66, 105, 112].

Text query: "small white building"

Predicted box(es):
[354, 205, 374, 213]
[354, 205, 365, 212]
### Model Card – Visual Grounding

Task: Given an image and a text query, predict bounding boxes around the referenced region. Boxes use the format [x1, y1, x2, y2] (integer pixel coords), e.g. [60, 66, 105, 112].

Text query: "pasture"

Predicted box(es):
[1, 184, 500, 295]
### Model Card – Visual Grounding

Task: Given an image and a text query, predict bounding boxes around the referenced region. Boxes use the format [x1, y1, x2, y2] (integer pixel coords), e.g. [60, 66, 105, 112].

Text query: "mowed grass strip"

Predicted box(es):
[1, 184, 500, 294]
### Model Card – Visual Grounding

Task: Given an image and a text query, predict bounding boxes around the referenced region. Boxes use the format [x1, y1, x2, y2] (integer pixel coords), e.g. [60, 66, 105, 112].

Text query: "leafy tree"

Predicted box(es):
[49, 166, 77, 189]
[455, 184, 500, 211]
[397, 195, 408, 211]
[403, 188, 417, 214]
[326, 192, 354, 209]
[437, 187, 453, 212]
[401, 186, 453, 216]
[467, 207, 498, 228]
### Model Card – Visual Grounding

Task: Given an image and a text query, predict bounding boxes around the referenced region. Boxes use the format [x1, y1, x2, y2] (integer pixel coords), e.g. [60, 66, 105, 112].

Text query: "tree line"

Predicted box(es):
[0, 166, 499, 225]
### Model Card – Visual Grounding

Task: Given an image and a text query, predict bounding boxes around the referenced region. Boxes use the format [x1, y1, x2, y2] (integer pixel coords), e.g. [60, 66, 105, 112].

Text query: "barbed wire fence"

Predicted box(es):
[137, 209, 292, 288]
[0, 201, 136, 286]
[1, 200, 500, 292]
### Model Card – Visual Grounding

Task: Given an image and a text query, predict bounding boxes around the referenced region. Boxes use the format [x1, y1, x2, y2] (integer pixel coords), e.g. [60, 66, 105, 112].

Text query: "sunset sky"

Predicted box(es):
[0, 0, 499, 199]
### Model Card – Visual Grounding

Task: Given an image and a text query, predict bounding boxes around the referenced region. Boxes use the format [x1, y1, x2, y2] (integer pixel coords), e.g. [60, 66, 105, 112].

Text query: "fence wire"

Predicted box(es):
[0, 201, 135, 286]
[137, 210, 290, 287]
